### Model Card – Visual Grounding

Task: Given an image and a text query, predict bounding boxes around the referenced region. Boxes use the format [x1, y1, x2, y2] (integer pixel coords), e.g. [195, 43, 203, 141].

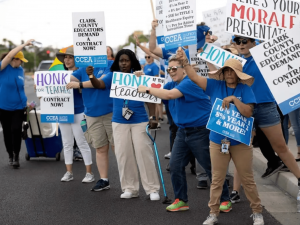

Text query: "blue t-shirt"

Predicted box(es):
[73, 89, 84, 114]
[0, 62, 27, 110]
[102, 72, 148, 124]
[164, 76, 211, 128]
[162, 47, 190, 61]
[143, 62, 159, 76]
[205, 79, 256, 146]
[243, 56, 275, 104]
[160, 64, 165, 78]
[72, 60, 114, 117]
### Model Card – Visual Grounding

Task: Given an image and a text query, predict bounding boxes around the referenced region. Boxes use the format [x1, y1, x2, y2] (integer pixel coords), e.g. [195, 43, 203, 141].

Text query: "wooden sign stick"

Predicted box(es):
[150, 0, 156, 20]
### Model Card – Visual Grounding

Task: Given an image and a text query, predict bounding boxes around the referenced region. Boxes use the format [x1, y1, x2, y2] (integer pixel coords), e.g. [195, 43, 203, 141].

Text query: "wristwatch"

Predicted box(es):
[89, 74, 94, 79]
[79, 82, 83, 89]
[146, 87, 151, 94]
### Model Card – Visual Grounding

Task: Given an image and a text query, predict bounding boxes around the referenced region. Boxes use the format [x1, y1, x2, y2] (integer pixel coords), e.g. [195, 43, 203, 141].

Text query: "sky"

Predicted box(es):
[0, 0, 227, 50]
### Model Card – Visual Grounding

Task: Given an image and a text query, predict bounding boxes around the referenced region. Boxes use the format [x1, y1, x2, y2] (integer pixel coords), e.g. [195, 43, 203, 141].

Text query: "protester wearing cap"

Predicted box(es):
[176, 48, 263, 224]
[233, 35, 300, 185]
[0, 39, 34, 168]
[137, 51, 231, 212]
[55, 46, 94, 183]
[66, 48, 114, 192]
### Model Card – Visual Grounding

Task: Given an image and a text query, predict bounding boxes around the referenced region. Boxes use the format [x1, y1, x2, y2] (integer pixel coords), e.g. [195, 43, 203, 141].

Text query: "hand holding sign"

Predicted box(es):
[151, 19, 159, 30]
[222, 96, 236, 109]
[133, 71, 145, 77]
[86, 66, 94, 76]
[176, 47, 189, 65]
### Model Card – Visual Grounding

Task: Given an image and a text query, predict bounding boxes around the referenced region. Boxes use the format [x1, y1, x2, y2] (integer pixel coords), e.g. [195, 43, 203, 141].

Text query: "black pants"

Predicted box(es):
[0, 109, 24, 159]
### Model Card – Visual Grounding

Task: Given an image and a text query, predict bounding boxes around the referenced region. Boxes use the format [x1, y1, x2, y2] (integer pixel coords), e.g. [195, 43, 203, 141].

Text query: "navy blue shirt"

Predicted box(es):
[205, 79, 256, 145]
[164, 76, 211, 128]
[0, 62, 27, 110]
[73, 89, 84, 114]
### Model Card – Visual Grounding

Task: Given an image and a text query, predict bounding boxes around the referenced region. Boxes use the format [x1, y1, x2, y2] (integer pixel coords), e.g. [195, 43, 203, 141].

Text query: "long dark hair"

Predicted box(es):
[110, 49, 141, 72]
[107, 46, 114, 59]
[0, 53, 8, 61]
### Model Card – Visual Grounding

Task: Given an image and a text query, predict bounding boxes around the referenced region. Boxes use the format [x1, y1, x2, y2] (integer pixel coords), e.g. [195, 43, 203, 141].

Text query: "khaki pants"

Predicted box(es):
[209, 141, 262, 215]
[112, 122, 160, 195]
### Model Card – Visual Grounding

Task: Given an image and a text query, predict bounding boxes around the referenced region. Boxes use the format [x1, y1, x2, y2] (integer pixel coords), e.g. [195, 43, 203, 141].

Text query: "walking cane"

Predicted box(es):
[146, 125, 172, 204]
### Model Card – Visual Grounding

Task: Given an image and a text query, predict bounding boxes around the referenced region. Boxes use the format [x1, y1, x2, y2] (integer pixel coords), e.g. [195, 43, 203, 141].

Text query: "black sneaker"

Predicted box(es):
[12, 159, 20, 168]
[261, 163, 284, 179]
[9, 158, 13, 166]
[91, 179, 110, 191]
[279, 164, 290, 172]
[230, 190, 241, 203]
[197, 180, 208, 189]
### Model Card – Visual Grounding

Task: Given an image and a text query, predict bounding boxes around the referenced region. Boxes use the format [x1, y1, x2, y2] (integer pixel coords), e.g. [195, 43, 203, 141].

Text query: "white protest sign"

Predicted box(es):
[202, 7, 232, 46]
[250, 25, 300, 115]
[156, 0, 165, 45]
[225, 0, 300, 41]
[188, 44, 209, 77]
[163, 0, 197, 50]
[72, 12, 107, 67]
[110, 72, 164, 104]
[34, 71, 72, 97]
[199, 43, 246, 68]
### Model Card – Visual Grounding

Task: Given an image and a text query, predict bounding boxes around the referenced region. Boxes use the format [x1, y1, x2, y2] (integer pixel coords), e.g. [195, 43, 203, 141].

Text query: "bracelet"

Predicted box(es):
[79, 82, 83, 89]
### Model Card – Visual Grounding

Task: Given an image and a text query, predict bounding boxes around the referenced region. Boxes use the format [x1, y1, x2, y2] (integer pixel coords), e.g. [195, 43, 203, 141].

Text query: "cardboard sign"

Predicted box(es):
[34, 71, 74, 123]
[206, 98, 254, 146]
[225, 0, 300, 41]
[72, 11, 107, 67]
[202, 7, 232, 46]
[163, 0, 197, 50]
[188, 44, 209, 77]
[250, 24, 300, 115]
[199, 43, 246, 68]
[156, 0, 165, 45]
[110, 72, 164, 103]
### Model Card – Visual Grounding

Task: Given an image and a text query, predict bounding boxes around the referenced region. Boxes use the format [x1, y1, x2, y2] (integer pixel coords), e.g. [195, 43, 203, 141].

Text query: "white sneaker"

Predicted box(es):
[61, 171, 73, 182]
[150, 192, 160, 201]
[82, 173, 95, 183]
[164, 152, 171, 159]
[251, 213, 264, 225]
[203, 214, 218, 225]
[120, 192, 139, 199]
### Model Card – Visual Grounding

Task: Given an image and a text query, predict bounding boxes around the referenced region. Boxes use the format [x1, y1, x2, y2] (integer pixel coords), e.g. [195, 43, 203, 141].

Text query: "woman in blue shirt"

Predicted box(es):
[177, 47, 263, 225]
[138, 53, 231, 213]
[0, 39, 34, 168]
[85, 49, 161, 201]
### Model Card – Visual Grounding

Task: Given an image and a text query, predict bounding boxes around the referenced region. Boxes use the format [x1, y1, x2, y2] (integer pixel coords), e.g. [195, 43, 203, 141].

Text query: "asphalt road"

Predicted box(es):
[0, 78, 282, 225]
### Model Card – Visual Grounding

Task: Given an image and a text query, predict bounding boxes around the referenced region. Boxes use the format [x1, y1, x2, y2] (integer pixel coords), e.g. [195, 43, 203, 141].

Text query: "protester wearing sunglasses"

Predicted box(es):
[137, 53, 231, 213]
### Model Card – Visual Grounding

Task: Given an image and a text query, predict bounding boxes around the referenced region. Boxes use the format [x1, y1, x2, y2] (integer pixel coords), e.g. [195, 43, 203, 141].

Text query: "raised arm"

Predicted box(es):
[176, 47, 207, 91]
[149, 20, 163, 58]
[1, 39, 34, 71]
[86, 66, 106, 89]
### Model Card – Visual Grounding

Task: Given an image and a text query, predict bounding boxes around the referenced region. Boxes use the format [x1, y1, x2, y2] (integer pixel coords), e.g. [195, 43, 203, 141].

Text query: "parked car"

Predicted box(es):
[36, 60, 54, 71]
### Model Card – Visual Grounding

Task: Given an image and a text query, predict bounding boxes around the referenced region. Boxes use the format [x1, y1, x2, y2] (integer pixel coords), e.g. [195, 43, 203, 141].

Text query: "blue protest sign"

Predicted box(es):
[206, 98, 254, 146]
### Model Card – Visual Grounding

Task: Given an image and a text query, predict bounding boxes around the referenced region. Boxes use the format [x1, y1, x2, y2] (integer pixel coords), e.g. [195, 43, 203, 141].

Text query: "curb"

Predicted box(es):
[252, 148, 299, 197]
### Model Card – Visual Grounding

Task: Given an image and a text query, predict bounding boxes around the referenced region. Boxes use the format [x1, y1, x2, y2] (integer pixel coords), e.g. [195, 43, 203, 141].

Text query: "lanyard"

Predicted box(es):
[123, 99, 129, 108]
[225, 83, 236, 97]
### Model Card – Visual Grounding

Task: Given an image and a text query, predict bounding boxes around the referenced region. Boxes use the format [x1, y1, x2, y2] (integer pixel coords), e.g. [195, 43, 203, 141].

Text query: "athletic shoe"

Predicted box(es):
[120, 191, 139, 199]
[166, 199, 189, 212]
[150, 192, 160, 201]
[164, 152, 171, 159]
[203, 214, 218, 225]
[261, 163, 284, 178]
[61, 171, 74, 182]
[197, 180, 208, 189]
[279, 164, 290, 172]
[251, 213, 264, 225]
[166, 163, 170, 172]
[82, 173, 95, 183]
[12, 159, 20, 169]
[219, 201, 232, 213]
[74, 148, 83, 161]
[159, 117, 164, 123]
[90, 179, 110, 191]
[157, 122, 161, 129]
[9, 158, 13, 166]
[230, 190, 241, 203]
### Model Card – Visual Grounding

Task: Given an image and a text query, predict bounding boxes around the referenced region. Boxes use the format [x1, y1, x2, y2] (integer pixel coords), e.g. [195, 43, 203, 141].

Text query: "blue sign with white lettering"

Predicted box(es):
[164, 30, 197, 50]
[41, 114, 74, 123]
[206, 98, 254, 146]
[74, 55, 107, 68]
[278, 93, 300, 115]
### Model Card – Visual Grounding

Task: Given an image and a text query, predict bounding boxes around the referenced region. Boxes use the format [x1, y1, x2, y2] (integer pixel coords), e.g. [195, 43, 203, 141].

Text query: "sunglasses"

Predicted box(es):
[167, 66, 183, 73]
[13, 58, 21, 61]
[205, 31, 212, 36]
[234, 39, 249, 45]
[145, 56, 151, 59]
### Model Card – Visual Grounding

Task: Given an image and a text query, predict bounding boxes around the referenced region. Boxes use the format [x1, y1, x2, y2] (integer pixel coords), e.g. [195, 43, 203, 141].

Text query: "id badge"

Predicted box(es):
[123, 109, 134, 120]
[122, 107, 128, 117]
[221, 138, 230, 154]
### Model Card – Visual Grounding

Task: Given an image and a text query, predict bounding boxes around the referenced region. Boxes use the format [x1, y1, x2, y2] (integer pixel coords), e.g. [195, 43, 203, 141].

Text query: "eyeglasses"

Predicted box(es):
[145, 56, 151, 59]
[234, 39, 249, 45]
[205, 31, 212, 36]
[167, 66, 183, 73]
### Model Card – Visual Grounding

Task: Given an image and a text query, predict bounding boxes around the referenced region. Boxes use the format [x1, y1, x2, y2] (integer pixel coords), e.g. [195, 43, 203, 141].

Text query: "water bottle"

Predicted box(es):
[80, 119, 87, 133]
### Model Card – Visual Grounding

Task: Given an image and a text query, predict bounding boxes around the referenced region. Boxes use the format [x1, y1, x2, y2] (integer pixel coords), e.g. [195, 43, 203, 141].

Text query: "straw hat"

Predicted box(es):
[56, 46, 74, 63]
[208, 58, 254, 86]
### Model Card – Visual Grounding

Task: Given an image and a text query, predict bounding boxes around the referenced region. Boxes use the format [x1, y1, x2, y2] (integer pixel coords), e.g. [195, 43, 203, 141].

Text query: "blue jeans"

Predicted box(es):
[165, 104, 178, 152]
[170, 126, 230, 203]
[289, 108, 300, 147]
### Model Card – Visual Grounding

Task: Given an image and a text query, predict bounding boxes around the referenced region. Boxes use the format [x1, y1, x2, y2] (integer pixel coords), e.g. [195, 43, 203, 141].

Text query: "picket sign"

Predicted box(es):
[206, 98, 254, 146]
[163, 0, 197, 50]
[110, 72, 164, 104]
[188, 44, 209, 77]
[225, 0, 300, 41]
[72, 11, 107, 67]
[199, 43, 246, 68]
[250, 21, 300, 115]
[156, 0, 165, 45]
